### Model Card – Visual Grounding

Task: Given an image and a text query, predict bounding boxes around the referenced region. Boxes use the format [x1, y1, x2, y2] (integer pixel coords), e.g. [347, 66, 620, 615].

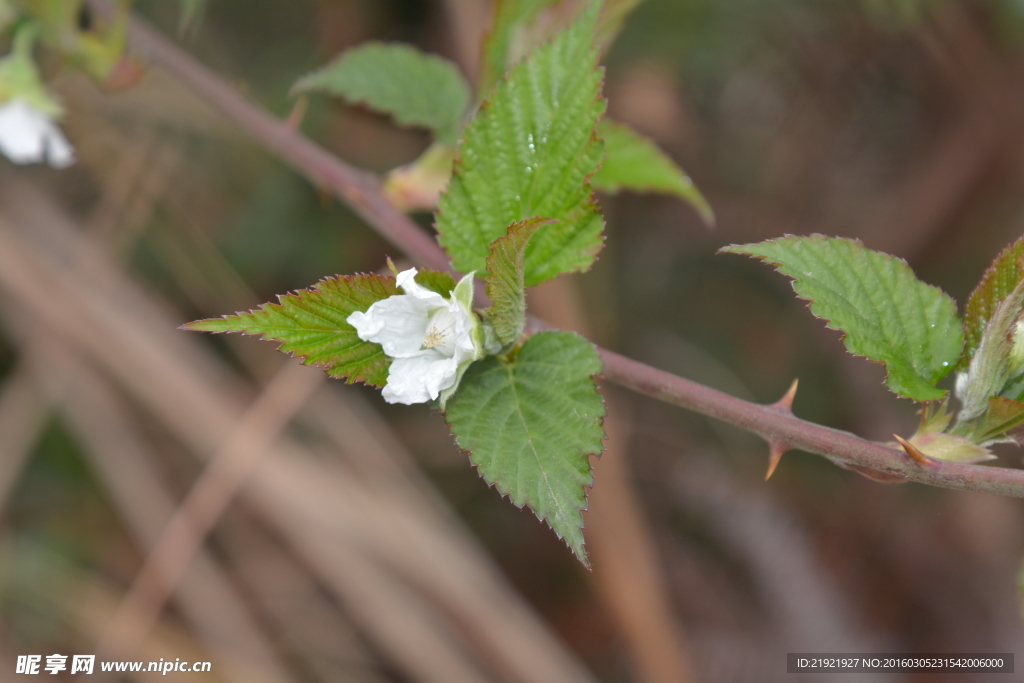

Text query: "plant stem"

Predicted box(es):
[86, 0, 1024, 498]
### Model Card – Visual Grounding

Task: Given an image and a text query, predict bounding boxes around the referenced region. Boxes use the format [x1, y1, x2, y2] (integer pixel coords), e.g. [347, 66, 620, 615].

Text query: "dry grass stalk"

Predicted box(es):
[0, 184, 596, 682]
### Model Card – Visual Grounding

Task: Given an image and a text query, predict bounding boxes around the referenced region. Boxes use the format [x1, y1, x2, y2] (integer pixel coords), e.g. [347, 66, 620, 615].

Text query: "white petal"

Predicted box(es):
[396, 267, 447, 306]
[0, 99, 74, 168]
[43, 124, 75, 168]
[0, 99, 46, 163]
[449, 297, 478, 363]
[348, 293, 432, 358]
[381, 351, 460, 404]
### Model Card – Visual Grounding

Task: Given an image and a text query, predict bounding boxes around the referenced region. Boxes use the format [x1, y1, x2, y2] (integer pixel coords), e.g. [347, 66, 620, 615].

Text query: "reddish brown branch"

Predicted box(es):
[88, 0, 452, 275]
[599, 348, 1024, 496]
[86, 0, 1024, 498]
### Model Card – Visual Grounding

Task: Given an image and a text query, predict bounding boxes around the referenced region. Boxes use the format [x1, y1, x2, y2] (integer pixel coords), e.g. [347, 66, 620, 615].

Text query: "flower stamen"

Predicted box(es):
[422, 308, 457, 354]
[422, 328, 446, 348]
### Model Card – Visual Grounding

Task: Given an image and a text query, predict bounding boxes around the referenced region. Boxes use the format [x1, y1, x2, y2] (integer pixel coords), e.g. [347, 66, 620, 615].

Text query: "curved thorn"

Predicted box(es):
[768, 378, 799, 414]
[893, 434, 936, 468]
[765, 438, 788, 480]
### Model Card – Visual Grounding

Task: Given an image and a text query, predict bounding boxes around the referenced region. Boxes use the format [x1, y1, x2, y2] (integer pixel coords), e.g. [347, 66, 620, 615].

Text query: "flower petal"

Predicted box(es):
[396, 267, 447, 305]
[0, 99, 74, 168]
[381, 351, 460, 404]
[43, 122, 75, 168]
[0, 99, 46, 163]
[348, 293, 431, 358]
[449, 297, 478, 362]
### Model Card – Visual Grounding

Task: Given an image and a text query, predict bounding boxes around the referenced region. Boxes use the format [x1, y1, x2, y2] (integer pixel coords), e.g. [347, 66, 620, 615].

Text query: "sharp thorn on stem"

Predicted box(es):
[767, 378, 798, 415]
[765, 438, 789, 480]
[893, 434, 936, 468]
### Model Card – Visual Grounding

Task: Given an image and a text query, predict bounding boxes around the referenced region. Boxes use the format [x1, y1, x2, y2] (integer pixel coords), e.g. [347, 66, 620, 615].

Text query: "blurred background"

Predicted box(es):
[1, 0, 1024, 681]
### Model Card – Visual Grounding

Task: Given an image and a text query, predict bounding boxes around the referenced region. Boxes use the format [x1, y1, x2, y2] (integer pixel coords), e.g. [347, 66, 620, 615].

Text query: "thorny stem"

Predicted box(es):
[86, 0, 1024, 497]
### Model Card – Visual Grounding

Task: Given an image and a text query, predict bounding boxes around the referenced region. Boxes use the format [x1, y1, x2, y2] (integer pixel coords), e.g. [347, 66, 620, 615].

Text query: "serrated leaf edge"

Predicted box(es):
[181, 272, 398, 387]
[445, 331, 606, 567]
[291, 42, 470, 143]
[593, 119, 715, 225]
[434, 14, 609, 286]
[958, 236, 1024, 371]
[484, 217, 551, 345]
[721, 233, 960, 401]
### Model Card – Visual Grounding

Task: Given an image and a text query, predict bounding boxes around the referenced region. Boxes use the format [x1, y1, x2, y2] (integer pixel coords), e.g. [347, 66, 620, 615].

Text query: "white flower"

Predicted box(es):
[0, 98, 75, 168]
[347, 267, 483, 405]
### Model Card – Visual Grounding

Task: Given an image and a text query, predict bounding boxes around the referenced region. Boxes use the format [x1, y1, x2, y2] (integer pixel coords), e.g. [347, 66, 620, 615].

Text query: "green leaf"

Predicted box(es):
[485, 218, 548, 345]
[974, 397, 1024, 443]
[20, 0, 129, 83]
[412, 268, 456, 298]
[445, 331, 605, 565]
[722, 235, 963, 401]
[436, 6, 606, 287]
[914, 399, 952, 435]
[954, 274, 1024, 420]
[292, 43, 470, 145]
[0, 24, 63, 117]
[479, 0, 560, 95]
[182, 273, 401, 387]
[592, 119, 713, 225]
[960, 236, 1024, 370]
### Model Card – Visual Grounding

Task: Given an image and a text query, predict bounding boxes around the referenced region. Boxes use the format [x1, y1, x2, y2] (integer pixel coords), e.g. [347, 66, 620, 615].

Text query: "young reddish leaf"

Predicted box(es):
[485, 218, 548, 345]
[960, 236, 1024, 369]
[956, 275, 1024, 420]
